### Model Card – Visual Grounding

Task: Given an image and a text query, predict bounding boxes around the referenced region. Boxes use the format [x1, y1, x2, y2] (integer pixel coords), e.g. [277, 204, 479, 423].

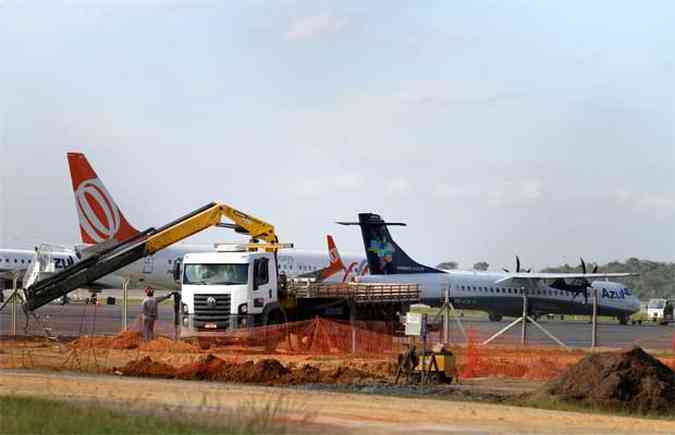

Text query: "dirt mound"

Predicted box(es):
[115, 355, 383, 386]
[175, 354, 233, 381]
[225, 359, 291, 384]
[326, 366, 380, 384]
[530, 347, 675, 414]
[291, 364, 321, 384]
[116, 356, 176, 378]
[69, 331, 142, 350]
[251, 359, 290, 382]
[138, 337, 200, 353]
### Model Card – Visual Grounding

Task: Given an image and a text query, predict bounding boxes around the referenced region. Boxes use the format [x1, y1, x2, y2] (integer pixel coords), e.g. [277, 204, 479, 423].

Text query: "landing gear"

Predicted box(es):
[618, 315, 629, 325]
[488, 313, 503, 322]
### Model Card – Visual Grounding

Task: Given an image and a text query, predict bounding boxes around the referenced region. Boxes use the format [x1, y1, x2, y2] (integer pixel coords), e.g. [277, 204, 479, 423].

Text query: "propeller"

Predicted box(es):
[552, 257, 598, 304]
[503, 256, 532, 273]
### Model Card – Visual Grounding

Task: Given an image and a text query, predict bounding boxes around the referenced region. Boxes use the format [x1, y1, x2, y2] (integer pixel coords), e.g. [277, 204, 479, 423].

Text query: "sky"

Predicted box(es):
[0, 0, 673, 271]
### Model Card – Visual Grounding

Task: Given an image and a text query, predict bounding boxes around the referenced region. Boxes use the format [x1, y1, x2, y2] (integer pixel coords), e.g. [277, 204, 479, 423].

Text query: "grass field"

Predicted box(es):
[0, 395, 285, 434]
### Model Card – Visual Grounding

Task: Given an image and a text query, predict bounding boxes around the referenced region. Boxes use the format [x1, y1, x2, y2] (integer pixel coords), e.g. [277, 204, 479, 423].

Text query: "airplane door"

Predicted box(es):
[143, 256, 153, 274]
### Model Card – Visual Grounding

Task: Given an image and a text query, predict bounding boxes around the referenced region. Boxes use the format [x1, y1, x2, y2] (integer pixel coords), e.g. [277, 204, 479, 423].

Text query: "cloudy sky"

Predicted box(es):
[1, 0, 673, 270]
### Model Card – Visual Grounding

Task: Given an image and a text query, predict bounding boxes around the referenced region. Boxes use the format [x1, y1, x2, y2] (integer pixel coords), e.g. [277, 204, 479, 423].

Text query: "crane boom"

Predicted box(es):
[144, 203, 278, 254]
[22, 202, 285, 312]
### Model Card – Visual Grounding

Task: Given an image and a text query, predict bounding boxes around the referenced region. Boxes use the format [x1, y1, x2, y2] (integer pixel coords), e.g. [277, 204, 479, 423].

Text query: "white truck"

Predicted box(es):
[646, 298, 674, 325]
[177, 244, 420, 334]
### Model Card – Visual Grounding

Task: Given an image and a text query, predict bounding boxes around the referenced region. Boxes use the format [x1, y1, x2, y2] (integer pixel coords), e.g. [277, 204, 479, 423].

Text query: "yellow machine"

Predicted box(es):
[145, 203, 283, 255]
[396, 344, 457, 384]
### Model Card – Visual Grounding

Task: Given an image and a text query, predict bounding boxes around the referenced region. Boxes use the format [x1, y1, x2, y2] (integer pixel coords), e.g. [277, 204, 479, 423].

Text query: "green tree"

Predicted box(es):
[473, 261, 489, 271]
[437, 261, 458, 270]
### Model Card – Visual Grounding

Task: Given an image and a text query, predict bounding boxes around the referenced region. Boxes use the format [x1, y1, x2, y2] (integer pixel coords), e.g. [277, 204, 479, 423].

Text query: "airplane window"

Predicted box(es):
[14, 259, 17, 263]
[168, 260, 172, 265]
[496, 288, 500, 293]
[21, 259, 25, 263]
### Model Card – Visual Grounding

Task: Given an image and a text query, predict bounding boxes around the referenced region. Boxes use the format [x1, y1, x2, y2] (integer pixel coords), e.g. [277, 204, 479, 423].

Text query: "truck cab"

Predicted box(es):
[647, 298, 668, 322]
[179, 245, 278, 332]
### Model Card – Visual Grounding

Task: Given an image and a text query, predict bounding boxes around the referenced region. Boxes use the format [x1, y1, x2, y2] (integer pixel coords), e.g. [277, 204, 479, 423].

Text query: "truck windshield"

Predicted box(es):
[648, 299, 666, 309]
[183, 264, 248, 285]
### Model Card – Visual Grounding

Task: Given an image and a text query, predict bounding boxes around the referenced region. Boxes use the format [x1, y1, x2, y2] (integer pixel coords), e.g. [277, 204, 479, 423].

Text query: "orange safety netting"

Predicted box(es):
[454, 328, 577, 380]
[193, 317, 404, 356]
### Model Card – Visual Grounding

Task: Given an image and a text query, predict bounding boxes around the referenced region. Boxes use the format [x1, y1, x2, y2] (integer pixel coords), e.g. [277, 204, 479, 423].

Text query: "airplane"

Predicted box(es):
[0, 248, 76, 285]
[66, 152, 366, 290]
[339, 213, 641, 324]
[290, 235, 369, 283]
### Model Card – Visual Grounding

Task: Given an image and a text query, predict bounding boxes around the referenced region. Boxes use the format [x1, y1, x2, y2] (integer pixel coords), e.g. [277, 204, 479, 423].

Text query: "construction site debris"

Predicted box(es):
[530, 347, 675, 414]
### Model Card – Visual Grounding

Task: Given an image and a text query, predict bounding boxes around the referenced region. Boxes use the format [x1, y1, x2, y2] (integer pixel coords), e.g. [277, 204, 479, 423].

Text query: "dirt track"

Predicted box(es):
[2, 370, 674, 434]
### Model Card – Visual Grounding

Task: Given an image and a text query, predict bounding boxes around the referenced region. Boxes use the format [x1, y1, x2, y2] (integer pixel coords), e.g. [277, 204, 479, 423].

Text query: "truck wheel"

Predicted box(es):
[265, 308, 287, 326]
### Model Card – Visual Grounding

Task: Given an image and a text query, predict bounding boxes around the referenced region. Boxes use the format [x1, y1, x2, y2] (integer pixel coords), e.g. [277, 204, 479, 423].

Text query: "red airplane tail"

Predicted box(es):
[67, 152, 140, 244]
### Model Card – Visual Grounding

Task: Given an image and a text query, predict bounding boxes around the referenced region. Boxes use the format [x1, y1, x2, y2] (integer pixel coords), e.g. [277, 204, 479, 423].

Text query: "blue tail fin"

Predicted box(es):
[339, 213, 442, 275]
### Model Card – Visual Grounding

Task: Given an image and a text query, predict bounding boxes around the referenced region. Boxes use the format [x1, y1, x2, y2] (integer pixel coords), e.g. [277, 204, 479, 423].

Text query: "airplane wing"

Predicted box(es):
[495, 272, 638, 286]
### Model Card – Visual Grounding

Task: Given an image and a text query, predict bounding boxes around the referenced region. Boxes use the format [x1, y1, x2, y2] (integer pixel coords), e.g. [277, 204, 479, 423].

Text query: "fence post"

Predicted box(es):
[122, 278, 130, 330]
[443, 287, 450, 344]
[11, 276, 18, 337]
[591, 288, 598, 349]
[349, 300, 356, 353]
[521, 288, 528, 346]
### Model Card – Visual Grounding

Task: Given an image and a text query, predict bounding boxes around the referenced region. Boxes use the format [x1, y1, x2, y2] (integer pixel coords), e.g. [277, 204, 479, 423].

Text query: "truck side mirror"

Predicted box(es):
[172, 258, 182, 283]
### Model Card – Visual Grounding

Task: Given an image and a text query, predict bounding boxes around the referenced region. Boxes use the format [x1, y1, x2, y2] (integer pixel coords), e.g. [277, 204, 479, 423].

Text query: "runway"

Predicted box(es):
[2, 298, 673, 350]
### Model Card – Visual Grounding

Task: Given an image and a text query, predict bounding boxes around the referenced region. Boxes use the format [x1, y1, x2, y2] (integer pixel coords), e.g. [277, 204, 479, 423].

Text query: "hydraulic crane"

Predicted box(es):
[22, 202, 287, 312]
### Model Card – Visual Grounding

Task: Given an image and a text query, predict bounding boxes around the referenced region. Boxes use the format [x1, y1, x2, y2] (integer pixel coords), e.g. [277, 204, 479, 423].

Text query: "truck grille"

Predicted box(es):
[193, 293, 231, 321]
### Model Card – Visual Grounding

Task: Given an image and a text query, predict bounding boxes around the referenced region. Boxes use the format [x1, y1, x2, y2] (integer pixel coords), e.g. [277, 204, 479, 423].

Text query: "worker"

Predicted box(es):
[142, 286, 174, 341]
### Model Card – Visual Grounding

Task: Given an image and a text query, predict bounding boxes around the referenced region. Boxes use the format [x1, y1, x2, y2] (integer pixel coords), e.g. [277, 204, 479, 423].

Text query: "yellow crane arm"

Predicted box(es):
[144, 203, 278, 255]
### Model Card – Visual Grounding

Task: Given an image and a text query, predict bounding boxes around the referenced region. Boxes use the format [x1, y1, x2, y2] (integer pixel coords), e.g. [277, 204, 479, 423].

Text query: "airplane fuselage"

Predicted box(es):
[358, 270, 640, 319]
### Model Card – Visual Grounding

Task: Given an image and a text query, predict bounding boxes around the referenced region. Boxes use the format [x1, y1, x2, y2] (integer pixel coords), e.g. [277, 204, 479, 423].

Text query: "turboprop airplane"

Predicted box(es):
[66, 152, 365, 290]
[339, 213, 641, 324]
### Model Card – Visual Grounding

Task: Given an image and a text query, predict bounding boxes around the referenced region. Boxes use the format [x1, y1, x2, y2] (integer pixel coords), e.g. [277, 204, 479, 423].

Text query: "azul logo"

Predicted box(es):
[75, 178, 121, 243]
[600, 288, 627, 299]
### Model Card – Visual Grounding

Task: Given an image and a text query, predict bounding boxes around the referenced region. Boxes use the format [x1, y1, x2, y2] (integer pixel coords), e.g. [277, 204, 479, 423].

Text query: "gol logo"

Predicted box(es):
[75, 178, 121, 243]
[328, 247, 339, 265]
